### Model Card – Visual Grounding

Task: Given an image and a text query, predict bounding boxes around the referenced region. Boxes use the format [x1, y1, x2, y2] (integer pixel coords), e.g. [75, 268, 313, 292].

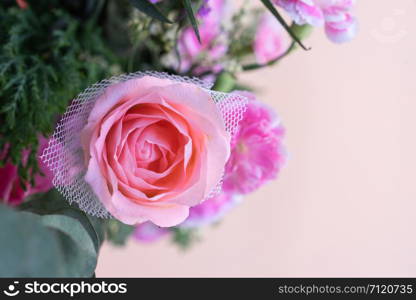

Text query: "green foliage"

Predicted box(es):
[0, 205, 67, 277]
[21, 189, 105, 253]
[0, 1, 117, 181]
[171, 227, 200, 250]
[0, 189, 103, 277]
[105, 219, 135, 246]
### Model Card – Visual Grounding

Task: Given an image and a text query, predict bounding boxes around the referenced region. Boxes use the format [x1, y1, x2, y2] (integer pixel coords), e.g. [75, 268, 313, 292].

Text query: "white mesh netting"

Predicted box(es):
[41, 71, 247, 219]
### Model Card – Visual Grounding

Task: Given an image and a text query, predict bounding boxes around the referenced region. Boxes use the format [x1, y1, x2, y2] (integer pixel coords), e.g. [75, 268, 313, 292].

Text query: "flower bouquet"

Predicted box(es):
[0, 0, 356, 277]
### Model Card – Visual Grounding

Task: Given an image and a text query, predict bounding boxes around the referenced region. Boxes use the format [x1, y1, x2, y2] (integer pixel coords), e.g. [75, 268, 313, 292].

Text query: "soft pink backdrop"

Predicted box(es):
[97, 0, 416, 277]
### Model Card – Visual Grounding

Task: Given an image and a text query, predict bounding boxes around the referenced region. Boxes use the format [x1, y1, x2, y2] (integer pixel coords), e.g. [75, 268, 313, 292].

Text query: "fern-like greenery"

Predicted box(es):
[0, 0, 119, 182]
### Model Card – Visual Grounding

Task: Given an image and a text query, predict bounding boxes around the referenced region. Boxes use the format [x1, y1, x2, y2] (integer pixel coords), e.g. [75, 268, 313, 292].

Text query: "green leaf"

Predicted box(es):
[15, 189, 104, 277]
[0, 205, 66, 277]
[20, 189, 71, 212]
[259, 0, 309, 51]
[41, 214, 97, 277]
[129, 0, 172, 23]
[182, 0, 201, 43]
[87, 214, 106, 250]
[21, 189, 104, 254]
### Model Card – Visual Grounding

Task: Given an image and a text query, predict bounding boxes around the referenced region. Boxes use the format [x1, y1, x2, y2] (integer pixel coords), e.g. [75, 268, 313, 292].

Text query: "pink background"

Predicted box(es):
[96, 0, 416, 277]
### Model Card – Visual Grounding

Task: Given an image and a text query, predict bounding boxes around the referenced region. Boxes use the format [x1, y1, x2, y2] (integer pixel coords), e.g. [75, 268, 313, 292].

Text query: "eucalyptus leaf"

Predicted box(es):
[129, 0, 172, 23]
[21, 189, 104, 252]
[8, 189, 104, 277]
[41, 214, 97, 277]
[0, 205, 66, 277]
[20, 189, 71, 213]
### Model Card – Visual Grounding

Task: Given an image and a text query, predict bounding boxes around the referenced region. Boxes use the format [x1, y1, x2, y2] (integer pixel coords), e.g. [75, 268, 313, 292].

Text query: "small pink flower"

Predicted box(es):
[180, 192, 241, 228]
[274, 0, 357, 43]
[177, 0, 229, 75]
[0, 136, 53, 206]
[222, 91, 286, 195]
[254, 13, 291, 65]
[80, 76, 230, 227]
[134, 221, 170, 243]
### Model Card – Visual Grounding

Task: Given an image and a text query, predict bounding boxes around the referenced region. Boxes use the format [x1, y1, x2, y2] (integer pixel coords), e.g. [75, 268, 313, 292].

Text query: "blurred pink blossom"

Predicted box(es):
[274, 0, 357, 43]
[254, 13, 291, 65]
[16, 0, 28, 9]
[177, 0, 229, 75]
[134, 221, 170, 243]
[274, 0, 324, 26]
[222, 91, 286, 195]
[134, 193, 240, 240]
[180, 192, 241, 228]
[320, 0, 357, 43]
[0, 136, 53, 206]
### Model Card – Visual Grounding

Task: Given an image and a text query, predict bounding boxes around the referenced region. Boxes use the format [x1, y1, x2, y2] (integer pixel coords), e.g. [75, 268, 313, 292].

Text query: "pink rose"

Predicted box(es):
[222, 91, 286, 194]
[254, 13, 291, 65]
[0, 136, 53, 205]
[81, 76, 231, 227]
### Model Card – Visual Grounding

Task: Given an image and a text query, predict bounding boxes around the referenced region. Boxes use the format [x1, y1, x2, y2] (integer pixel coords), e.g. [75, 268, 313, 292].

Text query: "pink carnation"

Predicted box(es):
[222, 91, 286, 195]
[0, 136, 53, 206]
[254, 13, 291, 65]
[180, 192, 241, 228]
[177, 0, 229, 75]
[274, 0, 357, 43]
